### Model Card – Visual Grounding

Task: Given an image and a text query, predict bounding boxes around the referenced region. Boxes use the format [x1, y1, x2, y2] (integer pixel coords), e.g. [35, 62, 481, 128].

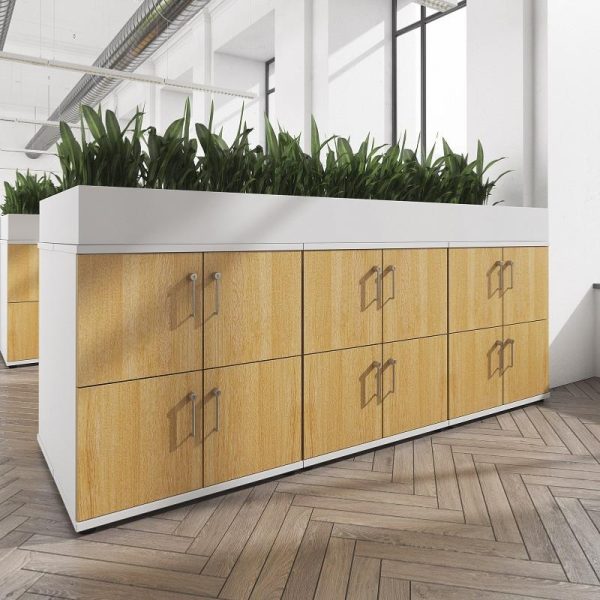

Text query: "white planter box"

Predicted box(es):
[40, 186, 548, 250]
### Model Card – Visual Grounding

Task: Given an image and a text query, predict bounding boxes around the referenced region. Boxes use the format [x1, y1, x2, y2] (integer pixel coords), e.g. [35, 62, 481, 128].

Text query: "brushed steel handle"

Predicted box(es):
[189, 392, 197, 437]
[387, 265, 396, 302]
[213, 272, 222, 315]
[504, 338, 515, 368]
[373, 266, 382, 308]
[212, 387, 221, 431]
[495, 261, 505, 293]
[504, 260, 514, 290]
[495, 339, 504, 373]
[189, 273, 198, 317]
[372, 361, 382, 403]
[387, 358, 397, 395]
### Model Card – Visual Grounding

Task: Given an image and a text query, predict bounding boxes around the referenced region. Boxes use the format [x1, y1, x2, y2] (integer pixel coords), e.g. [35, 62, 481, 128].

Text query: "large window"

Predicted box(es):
[265, 58, 275, 123]
[392, 1, 467, 156]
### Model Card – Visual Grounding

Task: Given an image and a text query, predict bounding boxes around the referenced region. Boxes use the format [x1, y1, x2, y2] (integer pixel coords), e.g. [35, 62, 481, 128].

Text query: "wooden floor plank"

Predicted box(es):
[313, 537, 354, 600]
[346, 555, 380, 599]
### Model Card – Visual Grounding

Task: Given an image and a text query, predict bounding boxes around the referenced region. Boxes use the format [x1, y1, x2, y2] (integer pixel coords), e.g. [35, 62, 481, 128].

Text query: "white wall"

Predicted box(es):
[547, 0, 600, 387]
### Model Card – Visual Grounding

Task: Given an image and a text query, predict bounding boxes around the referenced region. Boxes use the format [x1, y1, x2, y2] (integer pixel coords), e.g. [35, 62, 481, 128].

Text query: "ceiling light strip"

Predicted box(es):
[0, 51, 256, 100]
[413, 0, 458, 12]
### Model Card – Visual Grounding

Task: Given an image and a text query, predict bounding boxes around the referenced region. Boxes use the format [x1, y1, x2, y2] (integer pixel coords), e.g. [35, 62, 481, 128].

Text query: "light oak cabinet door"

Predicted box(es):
[204, 252, 301, 369]
[449, 248, 503, 333]
[304, 250, 382, 354]
[203, 357, 302, 486]
[76, 372, 202, 521]
[382, 248, 447, 342]
[383, 336, 447, 437]
[8, 244, 38, 302]
[77, 253, 202, 387]
[504, 321, 549, 404]
[503, 247, 548, 325]
[449, 327, 503, 419]
[304, 345, 382, 458]
[7, 302, 38, 362]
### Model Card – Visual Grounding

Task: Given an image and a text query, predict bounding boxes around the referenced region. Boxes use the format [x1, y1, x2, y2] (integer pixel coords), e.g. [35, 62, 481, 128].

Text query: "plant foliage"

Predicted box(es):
[4, 102, 508, 210]
[1, 171, 58, 215]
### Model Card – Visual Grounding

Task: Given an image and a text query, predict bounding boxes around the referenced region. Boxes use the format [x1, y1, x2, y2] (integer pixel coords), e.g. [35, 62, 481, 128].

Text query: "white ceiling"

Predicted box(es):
[216, 11, 274, 62]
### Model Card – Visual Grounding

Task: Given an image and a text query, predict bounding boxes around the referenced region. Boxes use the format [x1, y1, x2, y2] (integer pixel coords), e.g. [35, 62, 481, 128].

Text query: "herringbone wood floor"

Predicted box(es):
[2, 363, 600, 599]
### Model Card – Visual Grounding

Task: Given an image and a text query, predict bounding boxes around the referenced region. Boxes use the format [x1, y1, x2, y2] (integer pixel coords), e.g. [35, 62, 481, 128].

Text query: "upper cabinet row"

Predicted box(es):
[76, 247, 548, 387]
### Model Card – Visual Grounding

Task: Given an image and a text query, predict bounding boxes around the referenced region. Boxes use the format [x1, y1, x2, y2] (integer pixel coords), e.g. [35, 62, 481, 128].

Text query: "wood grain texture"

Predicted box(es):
[503, 246, 548, 325]
[7, 243, 38, 302]
[76, 371, 202, 521]
[7, 301, 38, 362]
[504, 320, 549, 404]
[304, 250, 382, 354]
[383, 335, 447, 437]
[449, 248, 503, 333]
[382, 248, 447, 342]
[77, 253, 202, 387]
[304, 345, 383, 458]
[203, 251, 301, 369]
[203, 357, 302, 486]
[449, 327, 503, 419]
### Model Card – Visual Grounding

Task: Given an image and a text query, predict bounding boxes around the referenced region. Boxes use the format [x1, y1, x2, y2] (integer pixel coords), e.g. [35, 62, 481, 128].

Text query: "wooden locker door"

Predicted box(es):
[503, 247, 549, 325]
[449, 248, 503, 333]
[203, 251, 302, 369]
[304, 250, 382, 354]
[504, 321, 549, 404]
[77, 253, 202, 387]
[382, 336, 447, 437]
[449, 327, 503, 419]
[382, 248, 447, 342]
[7, 302, 38, 362]
[76, 371, 202, 521]
[304, 345, 382, 458]
[203, 357, 302, 486]
[7, 244, 38, 302]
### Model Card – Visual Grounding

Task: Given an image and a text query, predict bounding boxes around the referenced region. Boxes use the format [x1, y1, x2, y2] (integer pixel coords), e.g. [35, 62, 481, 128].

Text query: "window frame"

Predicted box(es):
[391, 0, 467, 157]
[265, 57, 275, 121]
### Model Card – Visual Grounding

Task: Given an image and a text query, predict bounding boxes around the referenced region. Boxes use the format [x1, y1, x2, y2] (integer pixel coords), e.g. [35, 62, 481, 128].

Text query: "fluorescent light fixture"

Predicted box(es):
[413, 0, 458, 12]
[0, 115, 80, 129]
[0, 147, 56, 155]
[0, 51, 256, 100]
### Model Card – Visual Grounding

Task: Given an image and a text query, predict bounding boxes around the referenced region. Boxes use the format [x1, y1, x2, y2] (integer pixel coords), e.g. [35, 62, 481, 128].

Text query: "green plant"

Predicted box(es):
[2, 170, 58, 215]
[54, 103, 508, 205]
[56, 106, 145, 189]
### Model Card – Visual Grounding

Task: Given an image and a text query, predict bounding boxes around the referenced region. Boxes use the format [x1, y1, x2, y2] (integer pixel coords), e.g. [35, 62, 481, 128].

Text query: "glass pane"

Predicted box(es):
[425, 8, 467, 154]
[267, 60, 275, 91]
[395, 28, 421, 150]
[267, 92, 277, 126]
[396, 0, 421, 30]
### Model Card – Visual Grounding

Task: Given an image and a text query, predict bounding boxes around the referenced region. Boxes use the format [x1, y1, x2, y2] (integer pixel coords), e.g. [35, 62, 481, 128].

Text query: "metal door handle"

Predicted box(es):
[213, 272, 222, 314]
[212, 387, 221, 431]
[504, 338, 515, 368]
[495, 339, 504, 372]
[504, 261, 514, 290]
[386, 358, 397, 394]
[189, 392, 197, 437]
[189, 273, 198, 317]
[386, 265, 396, 301]
[372, 361, 382, 403]
[495, 261, 505, 292]
[373, 266, 382, 308]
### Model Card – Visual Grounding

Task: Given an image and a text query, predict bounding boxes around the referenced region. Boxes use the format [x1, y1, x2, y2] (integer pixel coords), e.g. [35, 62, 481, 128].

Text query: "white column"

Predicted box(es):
[191, 12, 213, 127]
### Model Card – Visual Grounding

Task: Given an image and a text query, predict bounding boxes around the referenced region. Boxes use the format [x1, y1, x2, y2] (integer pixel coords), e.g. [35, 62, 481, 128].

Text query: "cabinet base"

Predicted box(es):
[1, 353, 38, 367]
[39, 392, 549, 532]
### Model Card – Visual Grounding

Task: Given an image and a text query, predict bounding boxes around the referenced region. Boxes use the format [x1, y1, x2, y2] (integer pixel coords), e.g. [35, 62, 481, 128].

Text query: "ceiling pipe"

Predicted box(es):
[25, 0, 211, 157]
[0, 0, 16, 50]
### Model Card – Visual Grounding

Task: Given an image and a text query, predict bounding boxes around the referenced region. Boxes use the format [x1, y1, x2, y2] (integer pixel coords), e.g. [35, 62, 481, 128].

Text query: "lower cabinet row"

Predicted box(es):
[76, 320, 548, 522]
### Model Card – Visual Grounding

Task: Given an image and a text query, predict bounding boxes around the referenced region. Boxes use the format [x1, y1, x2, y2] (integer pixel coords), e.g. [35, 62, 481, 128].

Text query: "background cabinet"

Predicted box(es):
[7, 244, 38, 302]
[76, 371, 202, 521]
[304, 250, 382, 353]
[504, 320, 549, 403]
[203, 251, 301, 368]
[383, 336, 447, 436]
[77, 253, 202, 387]
[203, 357, 301, 486]
[7, 302, 38, 362]
[382, 248, 447, 342]
[304, 345, 382, 458]
[449, 327, 504, 419]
